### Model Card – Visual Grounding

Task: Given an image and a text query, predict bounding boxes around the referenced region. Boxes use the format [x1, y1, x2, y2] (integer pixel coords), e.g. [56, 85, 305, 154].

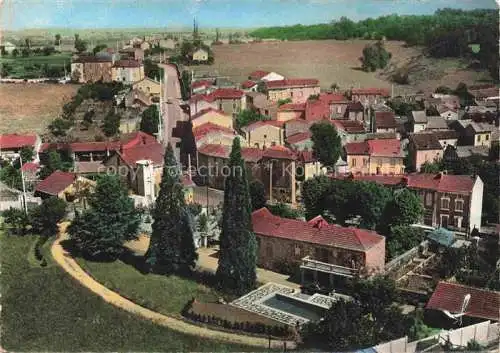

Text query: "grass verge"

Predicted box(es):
[0, 232, 256, 351]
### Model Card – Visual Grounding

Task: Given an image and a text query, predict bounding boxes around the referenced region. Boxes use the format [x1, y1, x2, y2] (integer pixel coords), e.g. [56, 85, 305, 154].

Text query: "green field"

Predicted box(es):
[0, 231, 253, 351]
[0, 53, 71, 78]
[76, 255, 226, 317]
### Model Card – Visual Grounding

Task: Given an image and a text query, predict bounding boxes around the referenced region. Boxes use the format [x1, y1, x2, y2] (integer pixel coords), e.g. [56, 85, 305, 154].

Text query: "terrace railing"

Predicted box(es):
[300, 256, 359, 277]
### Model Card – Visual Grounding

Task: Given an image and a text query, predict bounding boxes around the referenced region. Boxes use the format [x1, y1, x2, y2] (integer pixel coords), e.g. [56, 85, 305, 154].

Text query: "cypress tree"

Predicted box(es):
[216, 138, 257, 294]
[145, 143, 197, 274]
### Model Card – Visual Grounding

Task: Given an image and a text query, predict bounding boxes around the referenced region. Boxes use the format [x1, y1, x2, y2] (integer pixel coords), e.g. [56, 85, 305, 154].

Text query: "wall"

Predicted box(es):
[192, 110, 233, 129]
[216, 97, 245, 118]
[364, 237, 386, 274]
[347, 110, 365, 123]
[277, 110, 304, 122]
[190, 100, 218, 115]
[368, 156, 405, 175]
[436, 191, 471, 231]
[438, 138, 458, 149]
[414, 149, 443, 172]
[413, 123, 427, 133]
[246, 126, 283, 148]
[291, 139, 313, 151]
[469, 176, 484, 232]
[346, 154, 369, 174]
[83, 62, 112, 83]
[134, 79, 161, 97]
[196, 133, 242, 148]
[329, 102, 348, 119]
[268, 86, 321, 104]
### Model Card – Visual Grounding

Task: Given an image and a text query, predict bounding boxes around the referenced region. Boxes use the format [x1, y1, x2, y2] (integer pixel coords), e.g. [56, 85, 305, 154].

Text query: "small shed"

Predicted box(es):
[427, 228, 455, 249]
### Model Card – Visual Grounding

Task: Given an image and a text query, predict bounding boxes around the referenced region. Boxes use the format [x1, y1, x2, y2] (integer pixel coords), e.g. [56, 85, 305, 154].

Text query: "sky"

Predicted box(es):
[2, 0, 498, 30]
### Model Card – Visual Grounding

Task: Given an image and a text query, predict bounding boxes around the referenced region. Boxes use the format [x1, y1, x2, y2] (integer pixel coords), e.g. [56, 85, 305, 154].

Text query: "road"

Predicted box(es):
[158, 63, 187, 161]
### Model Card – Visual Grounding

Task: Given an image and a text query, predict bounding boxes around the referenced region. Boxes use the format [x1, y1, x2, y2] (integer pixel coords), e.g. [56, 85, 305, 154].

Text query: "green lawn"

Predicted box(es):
[76, 256, 225, 317]
[0, 232, 255, 351]
[0, 53, 71, 78]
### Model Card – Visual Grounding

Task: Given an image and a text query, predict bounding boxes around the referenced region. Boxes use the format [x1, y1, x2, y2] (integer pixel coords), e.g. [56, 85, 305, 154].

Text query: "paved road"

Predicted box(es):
[52, 223, 295, 349]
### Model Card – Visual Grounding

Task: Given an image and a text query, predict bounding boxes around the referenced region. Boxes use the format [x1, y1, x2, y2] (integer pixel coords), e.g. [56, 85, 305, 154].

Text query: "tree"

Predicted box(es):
[267, 203, 303, 220]
[235, 109, 266, 130]
[310, 121, 342, 167]
[20, 146, 34, 164]
[48, 118, 72, 137]
[216, 138, 257, 294]
[144, 59, 162, 80]
[0, 164, 22, 190]
[38, 150, 65, 180]
[277, 97, 292, 106]
[145, 144, 198, 274]
[381, 188, 424, 229]
[11, 48, 18, 58]
[302, 175, 333, 220]
[386, 225, 424, 260]
[420, 160, 442, 173]
[30, 197, 66, 237]
[102, 110, 121, 137]
[68, 175, 141, 259]
[249, 180, 266, 210]
[354, 181, 392, 229]
[360, 41, 391, 72]
[92, 44, 107, 55]
[139, 105, 159, 135]
[54, 34, 61, 46]
[74, 34, 87, 53]
[2, 208, 30, 235]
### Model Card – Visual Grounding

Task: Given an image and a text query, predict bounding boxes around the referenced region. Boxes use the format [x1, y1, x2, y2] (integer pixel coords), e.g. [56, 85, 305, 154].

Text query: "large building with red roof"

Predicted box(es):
[344, 138, 404, 175]
[190, 107, 233, 130]
[0, 133, 41, 160]
[252, 207, 386, 283]
[265, 79, 320, 104]
[341, 173, 484, 233]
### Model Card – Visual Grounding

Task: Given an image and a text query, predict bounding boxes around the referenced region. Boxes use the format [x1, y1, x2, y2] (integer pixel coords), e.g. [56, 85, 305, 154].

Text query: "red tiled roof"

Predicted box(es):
[287, 131, 311, 144]
[118, 142, 164, 166]
[342, 174, 404, 186]
[0, 134, 37, 149]
[241, 80, 257, 89]
[375, 111, 397, 129]
[249, 70, 270, 80]
[192, 80, 213, 89]
[305, 99, 330, 121]
[332, 120, 366, 133]
[266, 79, 319, 89]
[69, 141, 119, 152]
[262, 145, 297, 160]
[191, 107, 229, 120]
[279, 103, 306, 112]
[347, 101, 364, 112]
[299, 150, 315, 163]
[21, 162, 39, 172]
[209, 88, 245, 100]
[192, 122, 235, 139]
[367, 138, 401, 157]
[426, 281, 500, 321]
[284, 118, 310, 126]
[252, 207, 385, 251]
[189, 94, 215, 103]
[345, 141, 370, 155]
[121, 131, 157, 149]
[320, 92, 349, 103]
[113, 59, 142, 68]
[352, 88, 390, 96]
[244, 120, 284, 131]
[241, 147, 264, 163]
[35, 170, 76, 195]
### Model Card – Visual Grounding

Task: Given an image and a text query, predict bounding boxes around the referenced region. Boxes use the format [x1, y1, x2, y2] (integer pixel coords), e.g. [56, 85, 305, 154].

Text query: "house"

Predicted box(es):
[193, 122, 242, 148]
[426, 116, 449, 131]
[464, 122, 494, 148]
[345, 101, 365, 123]
[34, 170, 95, 201]
[265, 79, 321, 104]
[277, 103, 306, 122]
[111, 59, 144, 84]
[252, 208, 386, 285]
[426, 282, 499, 324]
[241, 80, 258, 92]
[242, 120, 284, 148]
[431, 94, 460, 110]
[192, 48, 209, 62]
[331, 120, 366, 145]
[0, 181, 41, 211]
[374, 111, 398, 134]
[189, 94, 218, 116]
[408, 133, 444, 171]
[438, 105, 459, 120]
[433, 130, 458, 149]
[1, 41, 16, 54]
[321, 92, 350, 119]
[284, 118, 310, 138]
[345, 138, 404, 175]
[119, 47, 145, 62]
[351, 88, 390, 106]
[192, 80, 214, 94]
[132, 77, 161, 98]
[0, 133, 41, 160]
[248, 70, 284, 82]
[410, 111, 428, 133]
[245, 92, 277, 119]
[21, 162, 40, 190]
[71, 56, 113, 83]
[190, 107, 233, 130]
[305, 98, 330, 122]
[287, 131, 313, 151]
[209, 88, 246, 118]
[124, 89, 152, 108]
[347, 173, 484, 232]
[452, 145, 490, 159]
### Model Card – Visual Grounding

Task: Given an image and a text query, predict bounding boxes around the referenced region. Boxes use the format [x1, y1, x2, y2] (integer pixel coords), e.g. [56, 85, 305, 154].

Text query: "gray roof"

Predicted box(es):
[455, 146, 489, 158]
[426, 117, 448, 130]
[411, 110, 428, 124]
[410, 133, 442, 150]
[469, 122, 494, 133]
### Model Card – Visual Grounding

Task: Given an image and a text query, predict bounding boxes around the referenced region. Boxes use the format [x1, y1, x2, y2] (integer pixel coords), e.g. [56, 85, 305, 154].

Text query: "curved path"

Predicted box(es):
[51, 228, 296, 349]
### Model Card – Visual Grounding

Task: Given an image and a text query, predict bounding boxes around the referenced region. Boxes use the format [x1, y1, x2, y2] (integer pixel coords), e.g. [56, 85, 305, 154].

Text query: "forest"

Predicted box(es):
[250, 9, 499, 80]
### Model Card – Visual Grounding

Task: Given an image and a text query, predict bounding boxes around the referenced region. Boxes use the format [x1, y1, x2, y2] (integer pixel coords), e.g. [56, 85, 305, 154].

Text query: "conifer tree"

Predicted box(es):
[145, 144, 197, 274]
[216, 138, 257, 294]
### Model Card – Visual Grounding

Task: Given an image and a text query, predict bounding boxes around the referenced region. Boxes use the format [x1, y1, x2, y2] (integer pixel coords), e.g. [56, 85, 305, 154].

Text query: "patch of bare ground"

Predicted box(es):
[0, 83, 79, 134]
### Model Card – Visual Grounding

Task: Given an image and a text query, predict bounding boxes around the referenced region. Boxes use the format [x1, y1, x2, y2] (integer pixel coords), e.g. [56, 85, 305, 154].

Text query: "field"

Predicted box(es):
[0, 231, 255, 351]
[0, 53, 71, 78]
[190, 40, 492, 94]
[0, 83, 78, 134]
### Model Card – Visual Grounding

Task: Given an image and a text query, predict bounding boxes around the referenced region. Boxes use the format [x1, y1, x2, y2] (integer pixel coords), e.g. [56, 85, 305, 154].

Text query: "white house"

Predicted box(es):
[438, 106, 458, 120]
[193, 48, 209, 62]
[410, 111, 428, 133]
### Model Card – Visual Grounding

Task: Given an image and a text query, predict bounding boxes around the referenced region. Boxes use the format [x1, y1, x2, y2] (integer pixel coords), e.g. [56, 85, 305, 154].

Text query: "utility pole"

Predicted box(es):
[157, 76, 163, 143]
[19, 154, 28, 215]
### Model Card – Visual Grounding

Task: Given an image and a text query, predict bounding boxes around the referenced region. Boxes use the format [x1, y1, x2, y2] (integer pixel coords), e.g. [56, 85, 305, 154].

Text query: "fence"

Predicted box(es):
[385, 240, 428, 274]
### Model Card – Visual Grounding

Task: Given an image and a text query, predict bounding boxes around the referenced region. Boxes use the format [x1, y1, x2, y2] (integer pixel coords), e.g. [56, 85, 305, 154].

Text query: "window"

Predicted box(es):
[233, 102, 237, 109]
[298, 91, 303, 97]
[477, 135, 481, 142]
[336, 106, 342, 114]
[486, 134, 489, 141]
[363, 158, 368, 167]
[294, 246, 301, 256]
[425, 193, 433, 206]
[218, 103, 223, 110]
[455, 199, 464, 212]
[351, 158, 357, 167]
[454, 216, 463, 229]
[290, 92, 294, 97]
[440, 214, 449, 228]
[441, 197, 450, 210]
[377, 158, 382, 167]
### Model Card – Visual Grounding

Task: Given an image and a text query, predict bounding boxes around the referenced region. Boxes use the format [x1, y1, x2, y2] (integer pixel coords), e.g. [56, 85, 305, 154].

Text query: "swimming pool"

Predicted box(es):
[262, 293, 326, 322]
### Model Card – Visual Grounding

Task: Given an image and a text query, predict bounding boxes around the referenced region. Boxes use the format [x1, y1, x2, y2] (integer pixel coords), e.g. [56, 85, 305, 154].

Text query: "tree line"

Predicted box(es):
[250, 9, 499, 80]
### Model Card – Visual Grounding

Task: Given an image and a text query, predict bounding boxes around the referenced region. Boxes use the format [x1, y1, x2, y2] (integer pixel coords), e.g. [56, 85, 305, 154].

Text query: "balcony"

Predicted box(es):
[300, 256, 359, 278]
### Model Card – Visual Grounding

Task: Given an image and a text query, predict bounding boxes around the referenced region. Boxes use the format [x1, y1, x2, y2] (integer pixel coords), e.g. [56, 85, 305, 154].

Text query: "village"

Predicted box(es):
[0, 8, 499, 353]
